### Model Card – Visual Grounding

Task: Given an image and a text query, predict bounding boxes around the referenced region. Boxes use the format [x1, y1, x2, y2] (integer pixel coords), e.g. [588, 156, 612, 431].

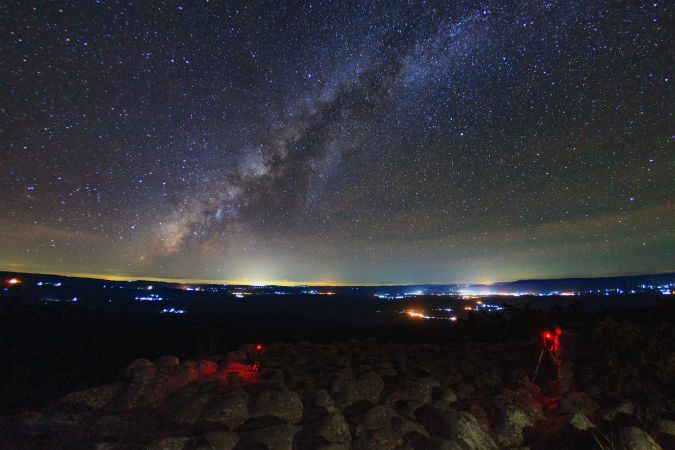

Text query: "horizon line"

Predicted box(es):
[1, 267, 673, 287]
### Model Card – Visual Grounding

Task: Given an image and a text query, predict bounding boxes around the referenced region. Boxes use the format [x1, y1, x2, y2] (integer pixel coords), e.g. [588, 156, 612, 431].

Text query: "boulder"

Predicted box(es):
[493, 405, 533, 448]
[352, 428, 404, 450]
[392, 415, 429, 436]
[132, 373, 181, 406]
[653, 420, 675, 449]
[156, 355, 180, 371]
[260, 368, 285, 385]
[402, 377, 439, 403]
[414, 404, 453, 438]
[60, 383, 122, 410]
[306, 412, 352, 444]
[617, 426, 663, 450]
[170, 392, 211, 426]
[144, 436, 190, 450]
[356, 372, 385, 404]
[474, 372, 502, 392]
[492, 390, 541, 431]
[394, 399, 425, 422]
[224, 351, 249, 365]
[569, 412, 595, 431]
[124, 359, 157, 384]
[105, 382, 147, 411]
[225, 371, 247, 385]
[174, 361, 200, 385]
[240, 424, 300, 450]
[404, 432, 455, 450]
[468, 404, 490, 431]
[439, 387, 458, 404]
[303, 389, 338, 422]
[253, 390, 304, 423]
[197, 359, 218, 376]
[330, 369, 355, 404]
[90, 414, 132, 440]
[290, 373, 315, 391]
[355, 405, 397, 432]
[313, 389, 337, 412]
[37, 408, 96, 442]
[314, 445, 350, 450]
[377, 366, 398, 378]
[654, 419, 675, 436]
[454, 384, 476, 402]
[197, 379, 225, 395]
[603, 399, 635, 421]
[558, 392, 600, 416]
[453, 411, 498, 450]
[201, 430, 239, 449]
[331, 371, 384, 408]
[200, 389, 250, 430]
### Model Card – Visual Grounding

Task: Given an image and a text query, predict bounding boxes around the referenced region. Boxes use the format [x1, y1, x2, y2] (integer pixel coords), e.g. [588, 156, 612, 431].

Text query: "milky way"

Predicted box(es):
[1, 0, 672, 283]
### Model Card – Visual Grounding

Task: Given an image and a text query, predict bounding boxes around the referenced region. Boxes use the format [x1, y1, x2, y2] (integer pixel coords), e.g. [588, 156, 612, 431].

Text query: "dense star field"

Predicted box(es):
[1, 0, 672, 284]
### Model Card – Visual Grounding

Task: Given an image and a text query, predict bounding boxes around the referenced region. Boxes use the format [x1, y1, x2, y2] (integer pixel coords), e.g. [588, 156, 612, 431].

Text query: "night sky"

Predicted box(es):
[1, 1, 672, 284]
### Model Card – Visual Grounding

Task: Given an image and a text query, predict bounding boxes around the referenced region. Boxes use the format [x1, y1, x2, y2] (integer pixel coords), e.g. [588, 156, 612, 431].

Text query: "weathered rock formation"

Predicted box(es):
[0, 339, 667, 449]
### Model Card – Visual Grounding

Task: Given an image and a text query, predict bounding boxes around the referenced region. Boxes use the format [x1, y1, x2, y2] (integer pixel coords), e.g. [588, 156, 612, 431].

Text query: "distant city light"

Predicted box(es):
[160, 307, 185, 314]
[403, 309, 457, 321]
[134, 294, 164, 301]
[36, 281, 62, 287]
[7, 278, 20, 285]
[41, 296, 78, 303]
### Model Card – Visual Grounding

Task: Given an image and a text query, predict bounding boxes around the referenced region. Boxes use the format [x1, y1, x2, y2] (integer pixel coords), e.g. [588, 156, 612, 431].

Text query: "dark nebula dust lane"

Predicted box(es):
[1, 0, 672, 283]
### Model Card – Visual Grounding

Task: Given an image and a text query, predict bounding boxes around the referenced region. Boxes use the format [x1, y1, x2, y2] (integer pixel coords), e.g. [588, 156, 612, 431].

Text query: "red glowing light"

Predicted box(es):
[541, 330, 556, 352]
[256, 344, 263, 351]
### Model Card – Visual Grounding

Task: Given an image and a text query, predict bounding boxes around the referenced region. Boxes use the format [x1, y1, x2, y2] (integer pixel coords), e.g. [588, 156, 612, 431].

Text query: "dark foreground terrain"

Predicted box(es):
[1, 294, 674, 449]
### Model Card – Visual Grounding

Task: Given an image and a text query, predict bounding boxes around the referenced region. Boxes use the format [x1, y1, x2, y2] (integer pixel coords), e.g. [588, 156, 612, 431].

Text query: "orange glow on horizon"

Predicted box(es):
[0, 271, 349, 287]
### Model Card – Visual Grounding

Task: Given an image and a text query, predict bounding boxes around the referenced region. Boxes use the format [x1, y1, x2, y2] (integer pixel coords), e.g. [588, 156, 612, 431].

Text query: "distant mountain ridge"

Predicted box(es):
[2, 270, 673, 294]
[471, 272, 675, 293]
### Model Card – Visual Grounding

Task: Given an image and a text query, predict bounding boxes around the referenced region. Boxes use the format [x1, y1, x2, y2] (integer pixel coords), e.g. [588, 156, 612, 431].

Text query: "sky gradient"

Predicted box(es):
[1, 0, 673, 285]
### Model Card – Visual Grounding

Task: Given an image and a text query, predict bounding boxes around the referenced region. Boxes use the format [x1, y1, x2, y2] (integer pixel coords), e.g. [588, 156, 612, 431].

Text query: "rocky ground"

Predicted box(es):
[1, 339, 673, 449]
